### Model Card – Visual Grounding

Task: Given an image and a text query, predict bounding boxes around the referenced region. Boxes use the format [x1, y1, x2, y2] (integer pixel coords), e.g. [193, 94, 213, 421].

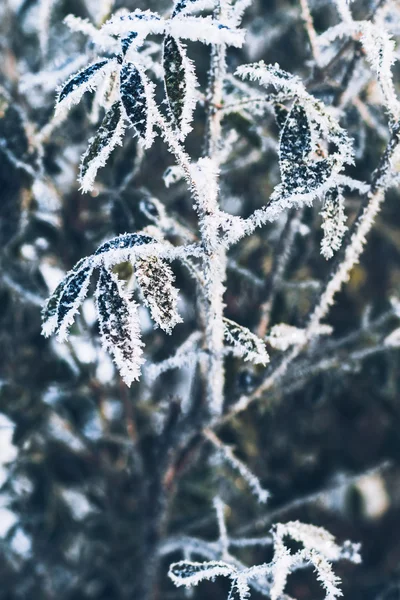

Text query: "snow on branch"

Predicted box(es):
[205, 429, 270, 504]
[169, 518, 361, 600]
[100, 11, 245, 47]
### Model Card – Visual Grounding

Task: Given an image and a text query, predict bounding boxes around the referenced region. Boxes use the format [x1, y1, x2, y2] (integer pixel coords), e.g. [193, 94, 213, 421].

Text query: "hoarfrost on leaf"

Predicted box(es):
[224, 318, 269, 365]
[120, 63, 156, 148]
[79, 101, 125, 192]
[55, 59, 116, 116]
[169, 560, 236, 587]
[320, 188, 348, 259]
[135, 256, 182, 333]
[163, 35, 198, 139]
[96, 267, 144, 385]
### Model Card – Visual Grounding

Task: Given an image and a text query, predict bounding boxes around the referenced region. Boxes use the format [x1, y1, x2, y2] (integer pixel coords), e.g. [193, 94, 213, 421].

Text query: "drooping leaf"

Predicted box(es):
[56, 59, 113, 114]
[96, 267, 144, 385]
[168, 561, 235, 587]
[42, 258, 94, 340]
[163, 36, 197, 137]
[278, 100, 332, 197]
[119, 62, 155, 147]
[320, 188, 348, 259]
[136, 256, 182, 333]
[280, 100, 311, 165]
[79, 101, 125, 192]
[223, 318, 269, 365]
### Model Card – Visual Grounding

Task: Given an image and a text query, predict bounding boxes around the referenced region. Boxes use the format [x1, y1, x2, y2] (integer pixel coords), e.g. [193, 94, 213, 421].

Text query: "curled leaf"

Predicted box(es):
[169, 561, 235, 587]
[224, 318, 269, 365]
[94, 233, 154, 256]
[320, 188, 347, 259]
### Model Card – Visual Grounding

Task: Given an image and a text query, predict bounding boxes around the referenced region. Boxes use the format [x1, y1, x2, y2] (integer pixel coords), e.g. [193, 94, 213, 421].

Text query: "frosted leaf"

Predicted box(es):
[168, 561, 236, 587]
[96, 267, 144, 385]
[135, 256, 182, 333]
[94, 232, 154, 256]
[320, 188, 348, 259]
[224, 318, 269, 365]
[42, 258, 94, 341]
[237, 61, 354, 183]
[120, 62, 156, 147]
[267, 323, 332, 351]
[163, 35, 198, 138]
[55, 59, 115, 115]
[278, 100, 331, 198]
[79, 101, 125, 192]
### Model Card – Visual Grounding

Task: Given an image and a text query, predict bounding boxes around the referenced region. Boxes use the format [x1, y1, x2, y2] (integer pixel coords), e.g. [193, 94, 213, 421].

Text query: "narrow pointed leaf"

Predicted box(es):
[96, 267, 144, 385]
[56, 59, 112, 114]
[120, 63, 155, 147]
[168, 561, 235, 587]
[79, 101, 125, 192]
[224, 318, 269, 365]
[163, 35, 197, 138]
[94, 233, 154, 257]
[136, 256, 182, 333]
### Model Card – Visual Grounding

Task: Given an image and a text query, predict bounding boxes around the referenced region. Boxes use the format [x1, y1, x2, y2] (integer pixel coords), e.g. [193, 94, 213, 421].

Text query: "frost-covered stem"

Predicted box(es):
[307, 189, 384, 333]
[205, 428, 270, 503]
[299, 0, 321, 66]
[204, 2, 228, 158]
[200, 0, 231, 416]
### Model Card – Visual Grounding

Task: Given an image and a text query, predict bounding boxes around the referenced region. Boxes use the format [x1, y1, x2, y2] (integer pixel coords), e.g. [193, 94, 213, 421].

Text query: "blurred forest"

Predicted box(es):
[0, 0, 400, 599]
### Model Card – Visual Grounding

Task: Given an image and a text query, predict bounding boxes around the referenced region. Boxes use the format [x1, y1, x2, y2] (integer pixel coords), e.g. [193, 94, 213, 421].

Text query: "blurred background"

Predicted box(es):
[0, 0, 400, 598]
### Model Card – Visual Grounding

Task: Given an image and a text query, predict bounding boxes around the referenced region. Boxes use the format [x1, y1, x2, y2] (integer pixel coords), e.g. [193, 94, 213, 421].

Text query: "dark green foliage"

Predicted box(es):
[163, 36, 186, 127]
[58, 60, 109, 104]
[120, 63, 148, 138]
